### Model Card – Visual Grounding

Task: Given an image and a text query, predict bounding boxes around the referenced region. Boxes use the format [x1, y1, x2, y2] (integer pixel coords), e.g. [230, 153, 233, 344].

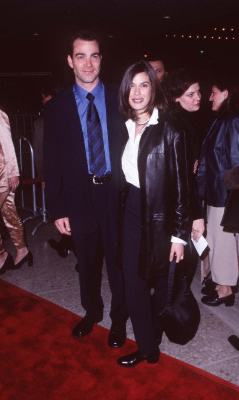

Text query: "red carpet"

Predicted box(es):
[0, 279, 239, 400]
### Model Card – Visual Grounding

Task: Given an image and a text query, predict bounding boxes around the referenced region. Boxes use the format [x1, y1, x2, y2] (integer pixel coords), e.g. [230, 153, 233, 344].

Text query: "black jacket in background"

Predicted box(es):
[197, 112, 239, 207]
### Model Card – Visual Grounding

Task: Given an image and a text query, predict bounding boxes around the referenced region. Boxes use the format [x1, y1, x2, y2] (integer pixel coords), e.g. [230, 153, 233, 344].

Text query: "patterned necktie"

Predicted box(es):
[86, 92, 106, 176]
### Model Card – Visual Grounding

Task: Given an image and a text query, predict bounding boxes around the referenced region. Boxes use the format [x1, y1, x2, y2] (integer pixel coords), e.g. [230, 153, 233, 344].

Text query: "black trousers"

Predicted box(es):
[70, 182, 127, 324]
[123, 184, 168, 355]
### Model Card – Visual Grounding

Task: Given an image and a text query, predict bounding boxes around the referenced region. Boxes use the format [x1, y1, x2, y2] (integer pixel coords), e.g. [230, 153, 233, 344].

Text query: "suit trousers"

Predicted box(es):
[122, 184, 167, 355]
[70, 181, 127, 324]
[0, 190, 25, 255]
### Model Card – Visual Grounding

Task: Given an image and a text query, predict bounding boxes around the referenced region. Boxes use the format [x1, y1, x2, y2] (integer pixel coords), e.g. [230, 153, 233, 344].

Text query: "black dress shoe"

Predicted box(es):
[0, 254, 13, 274]
[48, 239, 69, 258]
[108, 322, 126, 348]
[201, 292, 235, 307]
[72, 317, 97, 338]
[228, 335, 239, 351]
[201, 279, 216, 296]
[117, 350, 159, 367]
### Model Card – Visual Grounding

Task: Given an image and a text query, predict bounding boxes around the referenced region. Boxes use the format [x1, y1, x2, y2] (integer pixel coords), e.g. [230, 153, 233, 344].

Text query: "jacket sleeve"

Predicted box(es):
[0, 110, 19, 178]
[43, 104, 67, 220]
[227, 116, 239, 168]
[170, 130, 191, 241]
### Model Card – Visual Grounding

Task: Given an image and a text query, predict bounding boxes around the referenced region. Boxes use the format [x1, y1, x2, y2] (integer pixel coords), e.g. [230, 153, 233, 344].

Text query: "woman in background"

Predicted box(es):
[197, 74, 239, 306]
[0, 108, 32, 273]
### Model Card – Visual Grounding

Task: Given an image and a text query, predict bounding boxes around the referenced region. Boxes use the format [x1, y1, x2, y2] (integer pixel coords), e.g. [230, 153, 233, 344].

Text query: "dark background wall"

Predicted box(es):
[0, 0, 239, 113]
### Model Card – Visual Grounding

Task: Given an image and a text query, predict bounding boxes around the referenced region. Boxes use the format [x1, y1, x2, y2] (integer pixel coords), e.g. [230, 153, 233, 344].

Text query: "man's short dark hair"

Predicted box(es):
[68, 30, 102, 56]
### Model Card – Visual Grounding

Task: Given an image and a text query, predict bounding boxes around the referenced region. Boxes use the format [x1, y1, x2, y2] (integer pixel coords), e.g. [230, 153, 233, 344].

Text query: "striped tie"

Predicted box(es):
[86, 92, 106, 176]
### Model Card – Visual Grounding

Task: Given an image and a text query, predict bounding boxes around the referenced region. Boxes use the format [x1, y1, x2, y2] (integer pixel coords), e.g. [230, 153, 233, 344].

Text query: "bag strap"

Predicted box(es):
[166, 260, 177, 307]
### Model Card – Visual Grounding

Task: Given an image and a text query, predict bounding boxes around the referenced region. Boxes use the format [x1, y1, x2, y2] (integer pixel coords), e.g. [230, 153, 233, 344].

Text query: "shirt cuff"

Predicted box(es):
[171, 236, 187, 246]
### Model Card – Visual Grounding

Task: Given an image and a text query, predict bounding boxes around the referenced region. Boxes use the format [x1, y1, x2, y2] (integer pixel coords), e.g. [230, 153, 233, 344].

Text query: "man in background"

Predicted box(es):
[148, 55, 167, 82]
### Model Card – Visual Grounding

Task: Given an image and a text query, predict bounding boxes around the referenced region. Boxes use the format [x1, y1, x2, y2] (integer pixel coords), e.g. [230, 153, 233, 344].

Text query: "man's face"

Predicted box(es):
[149, 60, 165, 82]
[67, 39, 102, 90]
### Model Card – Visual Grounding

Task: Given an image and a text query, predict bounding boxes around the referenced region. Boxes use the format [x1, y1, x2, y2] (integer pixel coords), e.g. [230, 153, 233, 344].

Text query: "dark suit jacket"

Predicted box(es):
[44, 84, 127, 235]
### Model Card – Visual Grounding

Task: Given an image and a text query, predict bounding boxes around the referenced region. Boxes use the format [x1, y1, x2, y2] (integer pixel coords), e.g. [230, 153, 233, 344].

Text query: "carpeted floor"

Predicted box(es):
[1, 279, 239, 400]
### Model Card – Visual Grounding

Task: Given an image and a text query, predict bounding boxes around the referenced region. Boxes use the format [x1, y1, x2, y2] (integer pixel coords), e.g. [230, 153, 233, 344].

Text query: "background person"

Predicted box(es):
[197, 74, 239, 306]
[0, 109, 32, 273]
[148, 55, 167, 82]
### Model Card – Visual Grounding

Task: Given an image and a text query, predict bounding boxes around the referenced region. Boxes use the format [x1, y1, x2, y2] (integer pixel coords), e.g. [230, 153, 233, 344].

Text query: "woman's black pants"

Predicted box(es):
[122, 184, 167, 355]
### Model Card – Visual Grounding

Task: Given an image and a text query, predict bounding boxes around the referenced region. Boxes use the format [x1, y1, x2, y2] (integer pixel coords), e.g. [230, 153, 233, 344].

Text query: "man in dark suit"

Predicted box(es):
[44, 31, 127, 348]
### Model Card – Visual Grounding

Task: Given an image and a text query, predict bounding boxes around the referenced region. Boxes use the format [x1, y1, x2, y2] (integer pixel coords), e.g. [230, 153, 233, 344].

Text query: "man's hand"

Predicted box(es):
[169, 243, 184, 263]
[8, 176, 19, 191]
[191, 218, 205, 241]
[54, 217, 71, 235]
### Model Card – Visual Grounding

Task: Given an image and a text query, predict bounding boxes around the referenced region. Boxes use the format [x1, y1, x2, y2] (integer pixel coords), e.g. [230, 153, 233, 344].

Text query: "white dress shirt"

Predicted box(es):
[122, 107, 186, 245]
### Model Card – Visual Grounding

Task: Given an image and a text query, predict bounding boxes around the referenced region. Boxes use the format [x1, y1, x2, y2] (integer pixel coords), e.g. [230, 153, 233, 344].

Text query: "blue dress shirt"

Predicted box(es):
[73, 82, 111, 175]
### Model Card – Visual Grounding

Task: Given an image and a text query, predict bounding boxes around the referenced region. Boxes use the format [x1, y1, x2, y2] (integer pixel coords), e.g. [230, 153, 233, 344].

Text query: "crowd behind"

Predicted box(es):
[1, 30, 239, 366]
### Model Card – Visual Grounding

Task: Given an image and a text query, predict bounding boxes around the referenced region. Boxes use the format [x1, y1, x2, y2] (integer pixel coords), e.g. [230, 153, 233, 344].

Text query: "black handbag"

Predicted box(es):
[158, 260, 200, 345]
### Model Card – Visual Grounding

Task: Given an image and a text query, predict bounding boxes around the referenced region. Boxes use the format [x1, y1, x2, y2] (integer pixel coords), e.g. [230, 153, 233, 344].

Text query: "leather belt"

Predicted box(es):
[89, 174, 112, 185]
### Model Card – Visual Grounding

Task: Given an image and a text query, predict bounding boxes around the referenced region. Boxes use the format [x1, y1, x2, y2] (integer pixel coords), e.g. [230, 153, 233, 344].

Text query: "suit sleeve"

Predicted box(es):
[43, 105, 67, 220]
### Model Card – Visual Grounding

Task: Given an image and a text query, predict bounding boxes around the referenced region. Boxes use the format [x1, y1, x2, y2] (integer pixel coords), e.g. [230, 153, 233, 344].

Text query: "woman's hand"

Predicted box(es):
[8, 176, 19, 191]
[191, 218, 205, 241]
[169, 243, 184, 263]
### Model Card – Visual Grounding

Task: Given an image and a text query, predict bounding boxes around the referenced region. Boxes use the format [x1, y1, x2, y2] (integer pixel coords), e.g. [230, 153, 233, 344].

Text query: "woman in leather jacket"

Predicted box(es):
[117, 61, 191, 368]
[197, 75, 239, 307]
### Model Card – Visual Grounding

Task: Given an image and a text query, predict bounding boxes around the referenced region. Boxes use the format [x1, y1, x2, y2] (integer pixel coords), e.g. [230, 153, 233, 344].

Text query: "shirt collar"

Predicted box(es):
[125, 107, 159, 131]
[74, 80, 103, 100]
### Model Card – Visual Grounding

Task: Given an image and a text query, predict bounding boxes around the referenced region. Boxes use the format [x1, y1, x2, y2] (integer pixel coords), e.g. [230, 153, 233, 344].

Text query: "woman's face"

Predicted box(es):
[175, 82, 201, 112]
[128, 72, 152, 114]
[209, 85, 228, 111]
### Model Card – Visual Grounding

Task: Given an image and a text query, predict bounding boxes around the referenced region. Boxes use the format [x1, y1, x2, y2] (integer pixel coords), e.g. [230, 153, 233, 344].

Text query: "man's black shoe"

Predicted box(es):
[72, 317, 96, 338]
[48, 238, 69, 258]
[108, 322, 126, 348]
[228, 335, 239, 351]
[117, 350, 159, 367]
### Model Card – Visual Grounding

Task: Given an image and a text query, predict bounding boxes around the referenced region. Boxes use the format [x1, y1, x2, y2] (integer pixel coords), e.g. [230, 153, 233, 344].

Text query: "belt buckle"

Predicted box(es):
[93, 175, 103, 185]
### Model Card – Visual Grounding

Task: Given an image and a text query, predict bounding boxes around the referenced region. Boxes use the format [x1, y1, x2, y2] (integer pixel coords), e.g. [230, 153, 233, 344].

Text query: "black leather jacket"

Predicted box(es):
[132, 111, 191, 284]
[168, 108, 204, 220]
[197, 113, 239, 207]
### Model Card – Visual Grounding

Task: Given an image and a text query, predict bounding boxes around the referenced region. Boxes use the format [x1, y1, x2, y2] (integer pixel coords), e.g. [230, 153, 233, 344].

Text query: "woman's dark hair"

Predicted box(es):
[211, 74, 239, 114]
[119, 60, 163, 120]
[163, 68, 199, 108]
